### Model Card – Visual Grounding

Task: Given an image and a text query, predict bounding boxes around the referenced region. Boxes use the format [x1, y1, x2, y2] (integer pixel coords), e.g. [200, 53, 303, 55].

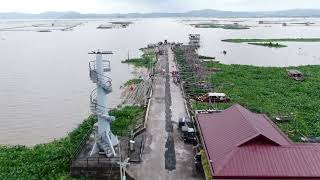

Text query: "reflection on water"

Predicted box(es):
[0, 18, 319, 145]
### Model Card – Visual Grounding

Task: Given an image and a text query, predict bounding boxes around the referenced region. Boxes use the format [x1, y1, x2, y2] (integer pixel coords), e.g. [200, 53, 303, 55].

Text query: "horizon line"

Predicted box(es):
[1, 8, 320, 14]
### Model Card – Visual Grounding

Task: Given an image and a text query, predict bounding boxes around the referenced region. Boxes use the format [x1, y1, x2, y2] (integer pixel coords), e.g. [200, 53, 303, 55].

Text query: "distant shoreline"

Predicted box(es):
[1, 9, 320, 19]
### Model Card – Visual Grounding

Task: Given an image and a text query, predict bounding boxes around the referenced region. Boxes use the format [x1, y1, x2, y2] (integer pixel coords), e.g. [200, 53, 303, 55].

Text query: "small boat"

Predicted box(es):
[37, 30, 51, 32]
[97, 24, 114, 29]
[301, 137, 320, 143]
[197, 92, 231, 103]
[287, 69, 304, 81]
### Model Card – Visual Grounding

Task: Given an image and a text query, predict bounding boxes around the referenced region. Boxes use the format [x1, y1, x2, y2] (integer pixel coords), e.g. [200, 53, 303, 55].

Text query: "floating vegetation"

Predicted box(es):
[248, 42, 287, 48]
[222, 38, 320, 48]
[0, 105, 145, 179]
[0, 115, 97, 179]
[124, 79, 144, 87]
[175, 45, 320, 142]
[207, 62, 320, 142]
[222, 38, 320, 43]
[121, 52, 156, 69]
[192, 23, 250, 30]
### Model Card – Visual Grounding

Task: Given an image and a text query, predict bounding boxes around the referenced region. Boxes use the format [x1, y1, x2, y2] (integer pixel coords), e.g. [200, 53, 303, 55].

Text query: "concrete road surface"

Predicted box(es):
[129, 45, 202, 180]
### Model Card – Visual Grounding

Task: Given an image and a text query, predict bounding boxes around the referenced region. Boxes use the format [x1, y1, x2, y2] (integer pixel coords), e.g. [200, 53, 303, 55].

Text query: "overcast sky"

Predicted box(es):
[1, 0, 320, 13]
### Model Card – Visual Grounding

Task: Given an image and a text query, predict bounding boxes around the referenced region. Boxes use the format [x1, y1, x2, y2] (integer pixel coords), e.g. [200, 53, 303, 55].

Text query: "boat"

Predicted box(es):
[37, 30, 51, 32]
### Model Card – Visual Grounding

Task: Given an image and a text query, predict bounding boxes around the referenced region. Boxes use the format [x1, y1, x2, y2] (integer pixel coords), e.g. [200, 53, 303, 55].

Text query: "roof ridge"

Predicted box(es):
[233, 104, 286, 146]
[236, 133, 260, 147]
[233, 104, 261, 135]
[215, 147, 240, 174]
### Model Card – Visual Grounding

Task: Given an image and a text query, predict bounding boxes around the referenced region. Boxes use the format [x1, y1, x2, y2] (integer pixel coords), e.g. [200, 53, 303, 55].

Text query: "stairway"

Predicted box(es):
[88, 57, 117, 157]
[90, 89, 115, 122]
[89, 69, 112, 93]
[96, 133, 115, 158]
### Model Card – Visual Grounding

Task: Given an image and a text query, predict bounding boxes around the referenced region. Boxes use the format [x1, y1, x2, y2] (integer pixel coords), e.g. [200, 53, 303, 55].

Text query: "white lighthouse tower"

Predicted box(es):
[88, 50, 119, 157]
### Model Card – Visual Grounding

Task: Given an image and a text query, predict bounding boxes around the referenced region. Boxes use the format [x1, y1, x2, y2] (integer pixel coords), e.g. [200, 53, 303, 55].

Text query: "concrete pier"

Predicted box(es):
[129, 45, 202, 180]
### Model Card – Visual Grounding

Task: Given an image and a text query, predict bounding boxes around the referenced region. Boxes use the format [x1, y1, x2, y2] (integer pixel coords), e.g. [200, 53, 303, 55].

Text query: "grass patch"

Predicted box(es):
[248, 42, 287, 48]
[124, 79, 143, 87]
[0, 106, 145, 179]
[121, 52, 155, 69]
[110, 106, 146, 136]
[222, 38, 320, 43]
[200, 150, 212, 180]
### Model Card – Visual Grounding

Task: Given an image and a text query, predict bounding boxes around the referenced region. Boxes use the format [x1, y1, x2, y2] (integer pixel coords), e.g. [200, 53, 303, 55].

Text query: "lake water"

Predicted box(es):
[0, 18, 320, 145]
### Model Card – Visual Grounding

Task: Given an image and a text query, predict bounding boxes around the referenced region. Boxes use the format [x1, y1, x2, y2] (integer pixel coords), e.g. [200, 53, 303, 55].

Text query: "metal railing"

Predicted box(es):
[71, 127, 94, 161]
[90, 88, 108, 115]
[89, 70, 112, 88]
[89, 60, 111, 72]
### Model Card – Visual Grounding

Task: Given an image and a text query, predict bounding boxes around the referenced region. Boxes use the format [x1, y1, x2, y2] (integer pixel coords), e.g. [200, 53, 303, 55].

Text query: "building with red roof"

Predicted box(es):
[196, 104, 320, 179]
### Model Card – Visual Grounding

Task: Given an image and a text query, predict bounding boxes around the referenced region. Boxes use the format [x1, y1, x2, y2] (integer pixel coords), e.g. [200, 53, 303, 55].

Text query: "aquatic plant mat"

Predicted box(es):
[0, 106, 145, 179]
[191, 23, 250, 30]
[175, 47, 320, 142]
[248, 42, 287, 48]
[122, 52, 156, 69]
[124, 79, 144, 86]
[222, 38, 320, 43]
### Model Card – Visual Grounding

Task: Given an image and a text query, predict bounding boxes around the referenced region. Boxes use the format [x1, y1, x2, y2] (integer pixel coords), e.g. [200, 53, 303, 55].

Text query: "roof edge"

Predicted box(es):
[195, 114, 215, 178]
[262, 114, 293, 144]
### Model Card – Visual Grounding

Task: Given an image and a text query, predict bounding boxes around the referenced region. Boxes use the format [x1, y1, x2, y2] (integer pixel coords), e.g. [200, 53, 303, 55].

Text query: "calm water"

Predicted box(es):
[0, 18, 320, 145]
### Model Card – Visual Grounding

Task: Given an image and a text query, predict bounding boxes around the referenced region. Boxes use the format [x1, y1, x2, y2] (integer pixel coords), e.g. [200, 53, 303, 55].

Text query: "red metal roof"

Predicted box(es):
[217, 144, 320, 178]
[197, 104, 320, 179]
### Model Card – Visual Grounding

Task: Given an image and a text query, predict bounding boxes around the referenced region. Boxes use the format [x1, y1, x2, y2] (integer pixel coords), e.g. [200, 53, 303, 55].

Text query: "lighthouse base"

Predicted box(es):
[70, 132, 133, 179]
[90, 123, 119, 157]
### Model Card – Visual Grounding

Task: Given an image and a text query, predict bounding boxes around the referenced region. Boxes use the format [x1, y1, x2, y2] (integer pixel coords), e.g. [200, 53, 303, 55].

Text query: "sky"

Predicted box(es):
[1, 0, 320, 13]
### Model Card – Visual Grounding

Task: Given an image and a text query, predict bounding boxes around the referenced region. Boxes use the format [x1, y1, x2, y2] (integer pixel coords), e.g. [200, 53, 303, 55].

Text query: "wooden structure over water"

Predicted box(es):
[189, 34, 200, 48]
